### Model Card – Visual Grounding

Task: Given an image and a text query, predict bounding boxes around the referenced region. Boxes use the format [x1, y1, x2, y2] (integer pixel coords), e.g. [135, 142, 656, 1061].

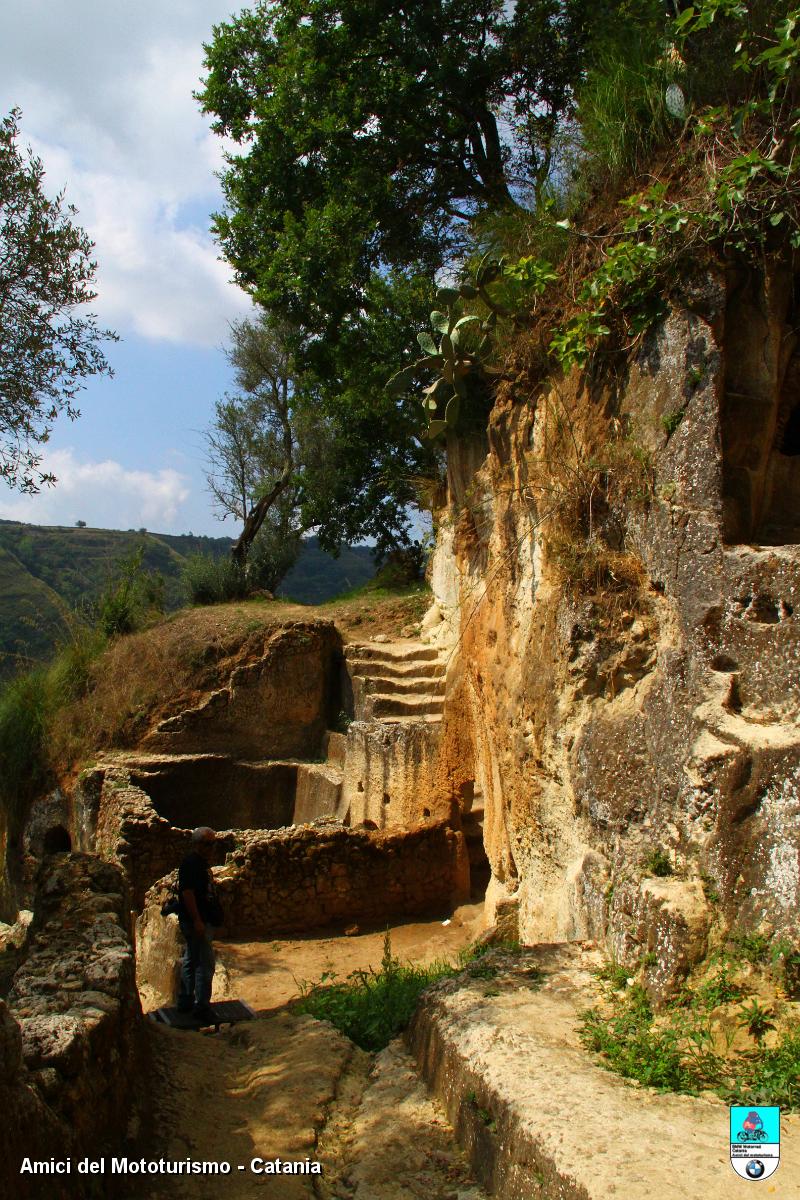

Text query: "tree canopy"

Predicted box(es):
[207, 275, 438, 561]
[0, 108, 116, 493]
[198, 0, 595, 337]
[296, 270, 439, 555]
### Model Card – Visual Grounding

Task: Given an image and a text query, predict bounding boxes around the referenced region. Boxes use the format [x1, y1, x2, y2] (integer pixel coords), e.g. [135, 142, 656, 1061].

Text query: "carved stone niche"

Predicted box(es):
[721, 264, 800, 545]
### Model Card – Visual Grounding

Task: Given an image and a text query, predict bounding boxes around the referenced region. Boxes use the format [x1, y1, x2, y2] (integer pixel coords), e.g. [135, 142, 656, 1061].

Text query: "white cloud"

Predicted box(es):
[0, 3, 252, 347]
[0, 450, 191, 533]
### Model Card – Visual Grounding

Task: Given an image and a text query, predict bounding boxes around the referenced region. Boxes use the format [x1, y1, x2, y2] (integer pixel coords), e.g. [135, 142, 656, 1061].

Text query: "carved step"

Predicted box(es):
[354, 674, 446, 697]
[345, 641, 443, 666]
[367, 693, 445, 718]
[346, 657, 446, 681]
[374, 713, 443, 726]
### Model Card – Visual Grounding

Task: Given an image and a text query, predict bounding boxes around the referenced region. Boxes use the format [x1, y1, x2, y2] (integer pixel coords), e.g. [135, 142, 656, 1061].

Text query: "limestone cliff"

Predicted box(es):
[427, 263, 800, 996]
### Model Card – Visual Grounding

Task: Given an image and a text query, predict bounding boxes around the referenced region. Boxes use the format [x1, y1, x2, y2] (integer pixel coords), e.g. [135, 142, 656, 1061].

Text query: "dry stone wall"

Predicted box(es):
[92, 767, 235, 911]
[142, 819, 469, 941]
[90, 756, 348, 912]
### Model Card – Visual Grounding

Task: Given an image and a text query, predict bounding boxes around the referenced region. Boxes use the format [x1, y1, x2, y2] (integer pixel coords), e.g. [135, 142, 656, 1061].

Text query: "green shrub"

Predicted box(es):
[642, 847, 673, 877]
[581, 967, 800, 1108]
[182, 553, 248, 605]
[94, 545, 165, 637]
[294, 933, 457, 1051]
[737, 1027, 800, 1110]
[0, 668, 50, 826]
[0, 614, 110, 833]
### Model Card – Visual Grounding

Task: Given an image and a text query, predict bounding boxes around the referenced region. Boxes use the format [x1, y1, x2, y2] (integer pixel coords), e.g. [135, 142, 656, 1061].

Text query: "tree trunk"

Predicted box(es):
[230, 469, 292, 567]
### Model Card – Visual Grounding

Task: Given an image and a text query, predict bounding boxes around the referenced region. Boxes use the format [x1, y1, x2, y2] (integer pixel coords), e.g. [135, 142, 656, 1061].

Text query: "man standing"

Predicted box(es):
[177, 826, 222, 1023]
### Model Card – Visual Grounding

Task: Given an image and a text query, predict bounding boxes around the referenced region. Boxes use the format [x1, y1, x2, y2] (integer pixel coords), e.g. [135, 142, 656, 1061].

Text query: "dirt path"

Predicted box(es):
[128, 912, 488, 1200]
[214, 903, 486, 1012]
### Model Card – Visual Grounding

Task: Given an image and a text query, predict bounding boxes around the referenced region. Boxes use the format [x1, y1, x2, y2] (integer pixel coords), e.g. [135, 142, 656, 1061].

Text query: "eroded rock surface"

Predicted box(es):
[2, 853, 143, 1194]
[426, 272, 800, 972]
[129, 1011, 487, 1200]
[7, 854, 143, 1152]
[408, 944, 800, 1199]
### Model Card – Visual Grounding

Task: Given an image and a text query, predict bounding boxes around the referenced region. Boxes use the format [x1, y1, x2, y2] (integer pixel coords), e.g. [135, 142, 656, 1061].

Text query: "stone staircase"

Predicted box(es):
[344, 640, 447, 724]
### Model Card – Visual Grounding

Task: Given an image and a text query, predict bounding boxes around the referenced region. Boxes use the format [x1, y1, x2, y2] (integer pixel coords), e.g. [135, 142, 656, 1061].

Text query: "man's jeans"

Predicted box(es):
[177, 920, 215, 1010]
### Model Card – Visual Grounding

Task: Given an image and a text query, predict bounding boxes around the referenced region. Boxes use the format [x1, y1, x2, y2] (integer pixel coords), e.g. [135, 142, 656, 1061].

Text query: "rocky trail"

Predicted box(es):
[126, 915, 488, 1200]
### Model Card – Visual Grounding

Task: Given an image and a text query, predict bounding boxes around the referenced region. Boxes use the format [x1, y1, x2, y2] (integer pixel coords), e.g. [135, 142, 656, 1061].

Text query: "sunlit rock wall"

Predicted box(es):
[429, 265, 800, 997]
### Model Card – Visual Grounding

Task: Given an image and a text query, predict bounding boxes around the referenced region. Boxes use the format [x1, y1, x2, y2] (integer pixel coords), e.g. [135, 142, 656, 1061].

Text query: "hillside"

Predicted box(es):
[0, 520, 376, 677]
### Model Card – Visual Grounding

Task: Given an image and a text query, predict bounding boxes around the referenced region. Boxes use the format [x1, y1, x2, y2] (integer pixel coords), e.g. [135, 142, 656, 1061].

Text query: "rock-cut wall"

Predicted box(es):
[1, 853, 143, 1194]
[428, 264, 800, 997]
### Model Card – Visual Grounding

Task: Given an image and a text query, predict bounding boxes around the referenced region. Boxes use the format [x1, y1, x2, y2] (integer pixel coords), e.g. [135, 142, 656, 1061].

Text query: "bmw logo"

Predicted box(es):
[746, 1161, 765, 1179]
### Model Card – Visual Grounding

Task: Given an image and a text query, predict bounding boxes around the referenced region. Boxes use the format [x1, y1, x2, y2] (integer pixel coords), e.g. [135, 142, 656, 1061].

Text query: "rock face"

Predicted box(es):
[0, 998, 67, 1199]
[427, 265, 800, 986]
[140, 620, 342, 758]
[2, 853, 142, 1191]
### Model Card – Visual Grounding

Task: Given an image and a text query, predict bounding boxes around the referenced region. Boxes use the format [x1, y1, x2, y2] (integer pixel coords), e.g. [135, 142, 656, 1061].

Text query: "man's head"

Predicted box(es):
[191, 826, 216, 860]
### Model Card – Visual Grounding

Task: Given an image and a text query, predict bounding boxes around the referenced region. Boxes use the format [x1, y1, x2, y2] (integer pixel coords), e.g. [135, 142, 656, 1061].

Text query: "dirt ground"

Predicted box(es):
[214, 902, 487, 1012]
[126, 907, 488, 1200]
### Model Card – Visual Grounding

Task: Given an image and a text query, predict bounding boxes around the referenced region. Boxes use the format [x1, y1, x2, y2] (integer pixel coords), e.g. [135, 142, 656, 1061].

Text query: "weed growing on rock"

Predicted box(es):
[642, 848, 673, 877]
[581, 951, 800, 1109]
[595, 959, 631, 990]
[295, 935, 522, 1052]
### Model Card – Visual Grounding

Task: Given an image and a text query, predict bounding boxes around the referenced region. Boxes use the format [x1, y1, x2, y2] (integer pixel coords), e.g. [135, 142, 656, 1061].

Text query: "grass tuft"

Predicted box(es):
[294, 932, 457, 1051]
[182, 553, 249, 606]
[295, 934, 523, 1051]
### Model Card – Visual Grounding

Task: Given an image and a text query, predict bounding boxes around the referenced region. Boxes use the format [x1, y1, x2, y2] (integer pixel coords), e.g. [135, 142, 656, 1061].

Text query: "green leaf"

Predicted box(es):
[385, 364, 419, 394]
[430, 310, 449, 334]
[444, 394, 461, 427]
[417, 332, 437, 356]
[454, 314, 481, 331]
[435, 286, 460, 307]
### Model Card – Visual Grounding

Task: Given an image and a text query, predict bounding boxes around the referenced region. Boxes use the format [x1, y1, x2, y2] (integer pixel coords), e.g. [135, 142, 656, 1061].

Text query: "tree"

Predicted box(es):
[207, 275, 438, 563]
[198, 0, 595, 338]
[296, 270, 439, 555]
[205, 313, 304, 569]
[0, 108, 117, 493]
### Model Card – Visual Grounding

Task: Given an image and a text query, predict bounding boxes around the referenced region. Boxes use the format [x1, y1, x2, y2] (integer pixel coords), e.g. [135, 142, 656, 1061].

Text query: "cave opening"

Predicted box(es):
[43, 826, 72, 854]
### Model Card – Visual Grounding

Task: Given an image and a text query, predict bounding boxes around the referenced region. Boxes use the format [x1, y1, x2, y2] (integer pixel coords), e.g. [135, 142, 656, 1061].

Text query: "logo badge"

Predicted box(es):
[730, 1106, 780, 1180]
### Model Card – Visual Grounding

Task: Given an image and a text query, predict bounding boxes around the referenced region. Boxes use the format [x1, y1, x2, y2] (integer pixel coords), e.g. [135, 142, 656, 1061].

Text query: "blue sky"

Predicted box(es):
[0, 1, 254, 536]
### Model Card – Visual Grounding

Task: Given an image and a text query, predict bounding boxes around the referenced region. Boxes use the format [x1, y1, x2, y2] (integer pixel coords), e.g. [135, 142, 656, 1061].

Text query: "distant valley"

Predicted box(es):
[0, 520, 376, 678]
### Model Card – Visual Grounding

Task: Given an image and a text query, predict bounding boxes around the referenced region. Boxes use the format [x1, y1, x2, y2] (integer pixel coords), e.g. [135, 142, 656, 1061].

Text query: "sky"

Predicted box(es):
[0, 1, 256, 536]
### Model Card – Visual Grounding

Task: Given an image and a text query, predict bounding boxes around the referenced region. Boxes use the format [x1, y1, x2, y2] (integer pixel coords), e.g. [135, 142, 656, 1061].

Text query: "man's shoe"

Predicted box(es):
[192, 1002, 217, 1025]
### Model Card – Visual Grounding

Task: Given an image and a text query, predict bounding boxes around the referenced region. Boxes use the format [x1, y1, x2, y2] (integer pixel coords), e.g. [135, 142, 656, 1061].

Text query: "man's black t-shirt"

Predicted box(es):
[178, 851, 219, 922]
